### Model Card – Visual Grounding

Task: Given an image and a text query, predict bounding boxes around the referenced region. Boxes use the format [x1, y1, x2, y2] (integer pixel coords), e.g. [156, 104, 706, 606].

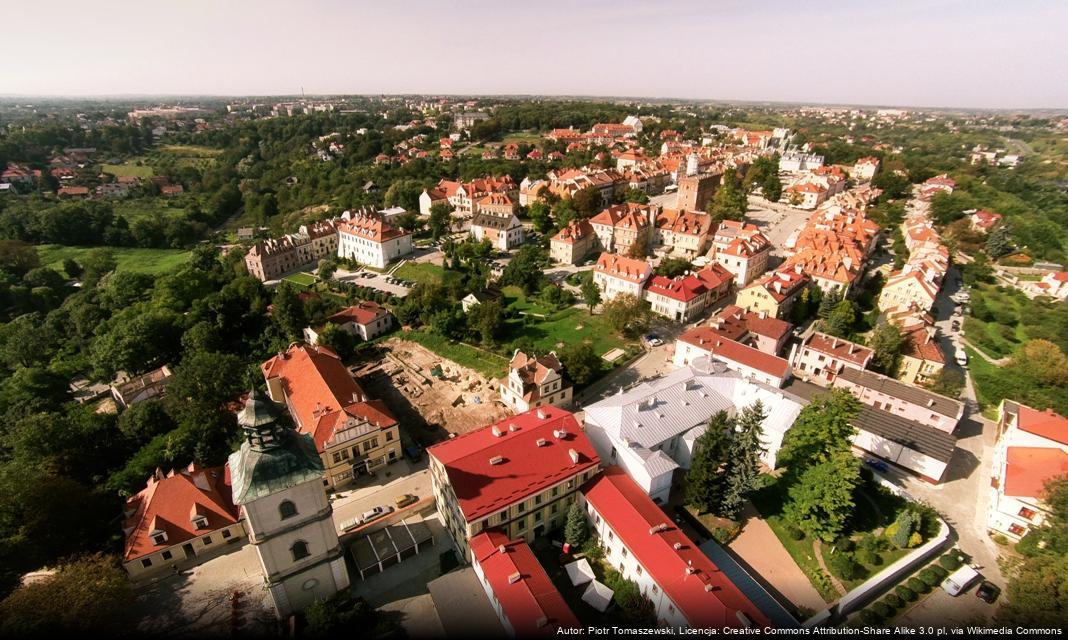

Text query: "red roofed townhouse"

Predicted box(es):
[160, 184, 184, 197]
[615, 148, 646, 170]
[654, 209, 714, 258]
[702, 304, 792, 355]
[673, 328, 792, 387]
[122, 463, 244, 579]
[878, 264, 942, 314]
[304, 301, 394, 345]
[581, 467, 769, 629]
[336, 210, 413, 269]
[546, 127, 584, 142]
[643, 274, 710, 323]
[57, 185, 90, 198]
[593, 252, 653, 301]
[710, 220, 771, 286]
[693, 262, 734, 305]
[499, 350, 573, 413]
[1034, 271, 1068, 301]
[549, 218, 596, 265]
[784, 181, 826, 210]
[969, 209, 1003, 234]
[262, 343, 399, 489]
[791, 332, 873, 386]
[470, 531, 580, 637]
[471, 197, 524, 250]
[421, 175, 517, 216]
[735, 266, 811, 320]
[440, 148, 455, 161]
[852, 156, 880, 182]
[428, 406, 600, 558]
[588, 202, 656, 256]
[0, 163, 37, 185]
[897, 323, 945, 387]
[988, 401, 1068, 541]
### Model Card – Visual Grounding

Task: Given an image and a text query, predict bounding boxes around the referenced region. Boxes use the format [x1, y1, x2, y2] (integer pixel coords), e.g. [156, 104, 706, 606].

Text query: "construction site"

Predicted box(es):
[352, 337, 511, 446]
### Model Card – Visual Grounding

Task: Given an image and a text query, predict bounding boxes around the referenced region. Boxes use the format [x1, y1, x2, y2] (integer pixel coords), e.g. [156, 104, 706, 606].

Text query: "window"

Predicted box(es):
[279, 500, 298, 520]
[652, 585, 659, 595]
[291, 540, 311, 561]
[202, 536, 213, 545]
[551, 503, 558, 514]
[534, 494, 542, 505]
[161, 551, 172, 561]
[499, 510, 508, 522]
[1009, 523, 1026, 536]
[222, 529, 232, 539]
[636, 565, 642, 576]
[1019, 507, 1038, 521]
[386, 431, 395, 442]
[141, 558, 153, 568]
[152, 534, 167, 546]
[621, 548, 628, 558]
[518, 502, 526, 513]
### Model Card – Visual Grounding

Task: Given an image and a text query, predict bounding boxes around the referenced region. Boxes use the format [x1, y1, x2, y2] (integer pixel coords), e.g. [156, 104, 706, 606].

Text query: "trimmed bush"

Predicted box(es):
[908, 531, 923, 548]
[896, 584, 917, 602]
[889, 510, 920, 549]
[939, 553, 963, 571]
[786, 524, 805, 540]
[860, 609, 881, 625]
[857, 546, 881, 566]
[907, 577, 929, 594]
[834, 537, 856, 553]
[871, 602, 893, 619]
[884, 594, 903, 609]
[919, 565, 947, 588]
[828, 551, 861, 581]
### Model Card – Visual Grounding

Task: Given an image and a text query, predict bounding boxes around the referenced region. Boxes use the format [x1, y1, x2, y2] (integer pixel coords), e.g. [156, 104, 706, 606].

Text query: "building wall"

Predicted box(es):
[832, 378, 956, 432]
[123, 521, 247, 579]
[322, 424, 402, 489]
[852, 429, 947, 482]
[793, 347, 867, 387]
[898, 354, 943, 387]
[735, 286, 794, 319]
[593, 271, 644, 302]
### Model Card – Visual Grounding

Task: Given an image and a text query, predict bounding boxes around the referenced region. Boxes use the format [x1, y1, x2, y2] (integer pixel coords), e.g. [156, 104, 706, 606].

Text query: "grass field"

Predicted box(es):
[393, 262, 462, 286]
[502, 131, 542, 144]
[113, 199, 188, 224]
[101, 163, 154, 178]
[37, 244, 190, 276]
[964, 346, 1004, 419]
[401, 330, 510, 378]
[499, 288, 632, 356]
[159, 145, 222, 158]
[283, 272, 319, 287]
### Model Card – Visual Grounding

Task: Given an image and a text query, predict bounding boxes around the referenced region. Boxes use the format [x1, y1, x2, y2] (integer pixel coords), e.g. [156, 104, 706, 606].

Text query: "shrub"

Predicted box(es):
[860, 609, 881, 625]
[939, 553, 963, 571]
[993, 533, 1010, 547]
[871, 602, 893, 619]
[896, 585, 917, 602]
[711, 526, 736, 544]
[883, 594, 903, 609]
[908, 531, 923, 548]
[919, 566, 947, 588]
[888, 510, 919, 549]
[834, 537, 856, 553]
[828, 551, 861, 581]
[786, 524, 805, 540]
[907, 577, 929, 593]
[857, 547, 881, 566]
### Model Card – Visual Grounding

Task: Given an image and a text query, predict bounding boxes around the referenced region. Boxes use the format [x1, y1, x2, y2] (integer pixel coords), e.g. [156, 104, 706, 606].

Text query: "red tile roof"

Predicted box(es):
[804, 332, 873, 367]
[470, 531, 579, 636]
[709, 304, 791, 344]
[746, 267, 810, 303]
[582, 467, 769, 628]
[123, 463, 239, 562]
[329, 301, 390, 326]
[337, 212, 408, 243]
[595, 252, 651, 284]
[1017, 406, 1068, 446]
[1003, 447, 1068, 498]
[694, 263, 734, 292]
[427, 407, 599, 522]
[261, 344, 396, 453]
[645, 274, 707, 303]
[678, 330, 790, 379]
[901, 324, 944, 364]
[551, 219, 594, 245]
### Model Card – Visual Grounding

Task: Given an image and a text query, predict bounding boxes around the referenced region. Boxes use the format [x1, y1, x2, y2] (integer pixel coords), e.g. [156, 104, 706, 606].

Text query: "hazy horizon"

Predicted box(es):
[3, 0, 1067, 110]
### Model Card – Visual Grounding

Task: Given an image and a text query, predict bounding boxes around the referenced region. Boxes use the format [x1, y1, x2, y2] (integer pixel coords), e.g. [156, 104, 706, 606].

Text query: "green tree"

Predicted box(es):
[626, 235, 649, 259]
[824, 299, 857, 337]
[928, 367, 964, 397]
[869, 322, 904, 375]
[0, 553, 133, 636]
[270, 283, 308, 341]
[383, 179, 425, 211]
[468, 299, 505, 345]
[428, 203, 452, 240]
[61, 258, 82, 279]
[527, 201, 554, 233]
[719, 401, 767, 519]
[80, 248, 117, 284]
[654, 257, 692, 278]
[602, 293, 651, 338]
[623, 188, 649, 204]
[777, 390, 861, 478]
[706, 168, 747, 222]
[558, 342, 602, 387]
[317, 323, 357, 360]
[985, 224, 1014, 260]
[817, 289, 842, 320]
[117, 398, 176, 447]
[499, 244, 550, 294]
[564, 501, 589, 547]
[997, 553, 1068, 628]
[571, 187, 602, 216]
[580, 277, 602, 315]
[685, 411, 734, 513]
[783, 447, 862, 541]
[761, 172, 783, 203]
[887, 509, 920, 549]
[316, 258, 338, 281]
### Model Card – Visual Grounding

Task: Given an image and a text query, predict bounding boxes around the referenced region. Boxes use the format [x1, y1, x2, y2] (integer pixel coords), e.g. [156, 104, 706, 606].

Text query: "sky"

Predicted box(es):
[2, 0, 1066, 109]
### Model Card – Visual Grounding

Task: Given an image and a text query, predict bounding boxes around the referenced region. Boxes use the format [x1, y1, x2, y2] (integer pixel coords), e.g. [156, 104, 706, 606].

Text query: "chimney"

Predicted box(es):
[498, 544, 507, 554]
[509, 423, 519, 432]
[508, 571, 522, 584]
[489, 455, 504, 465]
[536, 438, 548, 447]
[673, 542, 682, 550]
[568, 449, 579, 464]
[536, 409, 547, 419]
[492, 425, 503, 437]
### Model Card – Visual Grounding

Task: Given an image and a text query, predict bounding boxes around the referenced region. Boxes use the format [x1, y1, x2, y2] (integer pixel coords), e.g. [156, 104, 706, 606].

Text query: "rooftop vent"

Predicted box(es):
[492, 426, 503, 437]
[489, 455, 505, 465]
[554, 429, 567, 439]
[508, 571, 522, 584]
[498, 545, 507, 554]
[509, 423, 519, 432]
[536, 438, 548, 447]
[568, 449, 579, 464]
[704, 584, 720, 593]
[685, 567, 697, 575]
[673, 542, 683, 550]
[536, 409, 547, 419]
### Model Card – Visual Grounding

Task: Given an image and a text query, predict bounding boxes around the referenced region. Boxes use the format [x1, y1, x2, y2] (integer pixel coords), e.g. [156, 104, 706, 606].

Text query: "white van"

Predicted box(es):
[941, 565, 981, 596]
[955, 350, 968, 367]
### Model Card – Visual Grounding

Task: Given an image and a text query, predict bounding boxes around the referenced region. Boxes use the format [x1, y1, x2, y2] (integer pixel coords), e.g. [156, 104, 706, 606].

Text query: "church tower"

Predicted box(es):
[229, 389, 349, 618]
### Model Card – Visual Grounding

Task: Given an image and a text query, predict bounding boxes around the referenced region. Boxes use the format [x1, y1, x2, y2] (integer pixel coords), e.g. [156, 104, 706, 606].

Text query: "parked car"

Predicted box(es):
[358, 506, 393, 526]
[864, 458, 889, 473]
[644, 334, 663, 347]
[976, 580, 1001, 604]
[404, 445, 423, 462]
[395, 494, 418, 509]
[941, 565, 982, 596]
[955, 350, 969, 367]
[951, 320, 961, 331]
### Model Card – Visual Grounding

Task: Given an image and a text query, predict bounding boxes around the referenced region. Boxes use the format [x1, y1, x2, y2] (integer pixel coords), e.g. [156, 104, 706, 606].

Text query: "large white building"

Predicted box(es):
[592, 252, 652, 302]
[582, 359, 805, 504]
[336, 210, 413, 269]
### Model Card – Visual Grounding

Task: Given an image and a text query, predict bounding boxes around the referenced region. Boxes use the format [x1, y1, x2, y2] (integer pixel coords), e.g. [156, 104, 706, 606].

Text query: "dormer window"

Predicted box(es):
[192, 516, 208, 530]
[152, 532, 168, 546]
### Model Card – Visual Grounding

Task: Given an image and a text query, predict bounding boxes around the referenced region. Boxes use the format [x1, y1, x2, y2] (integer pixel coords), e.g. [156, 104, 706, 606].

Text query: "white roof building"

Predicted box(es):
[582, 358, 805, 503]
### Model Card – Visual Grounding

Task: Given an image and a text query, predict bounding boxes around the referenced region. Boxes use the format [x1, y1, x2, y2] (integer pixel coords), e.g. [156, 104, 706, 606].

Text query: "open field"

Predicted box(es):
[500, 288, 633, 357]
[113, 198, 188, 223]
[159, 144, 223, 158]
[501, 131, 542, 144]
[282, 272, 318, 287]
[37, 244, 190, 276]
[399, 330, 509, 379]
[101, 163, 154, 178]
[393, 262, 461, 286]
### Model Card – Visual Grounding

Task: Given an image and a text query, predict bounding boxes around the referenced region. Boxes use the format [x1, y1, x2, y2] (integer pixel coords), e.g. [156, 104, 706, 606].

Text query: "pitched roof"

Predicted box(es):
[1017, 405, 1068, 446]
[645, 274, 708, 303]
[837, 366, 963, 420]
[1003, 447, 1068, 498]
[507, 351, 566, 402]
[328, 301, 390, 326]
[595, 252, 651, 284]
[261, 344, 396, 453]
[123, 464, 239, 562]
[745, 267, 810, 302]
[469, 531, 579, 636]
[901, 324, 944, 364]
[337, 211, 408, 243]
[852, 405, 956, 463]
[581, 467, 769, 628]
[707, 305, 792, 344]
[426, 407, 599, 522]
[472, 212, 520, 231]
[694, 262, 734, 291]
[678, 331, 790, 379]
[551, 219, 594, 244]
[804, 332, 873, 367]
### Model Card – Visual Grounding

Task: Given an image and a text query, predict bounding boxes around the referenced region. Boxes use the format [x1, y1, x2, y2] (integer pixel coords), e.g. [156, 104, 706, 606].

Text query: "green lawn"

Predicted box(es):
[159, 144, 222, 158]
[399, 330, 509, 379]
[502, 131, 543, 144]
[101, 163, 154, 178]
[964, 346, 1005, 419]
[113, 198, 188, 224]
[500, 300, 632, 357]
[37, 245, 190, 276]
[501, 285, 558, 317]
[283, 272, 319, 287]
[393, 262, 462, 286]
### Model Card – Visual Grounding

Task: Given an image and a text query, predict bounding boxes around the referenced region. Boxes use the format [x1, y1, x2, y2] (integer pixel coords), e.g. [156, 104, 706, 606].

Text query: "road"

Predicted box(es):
[330, 457, 431, 534]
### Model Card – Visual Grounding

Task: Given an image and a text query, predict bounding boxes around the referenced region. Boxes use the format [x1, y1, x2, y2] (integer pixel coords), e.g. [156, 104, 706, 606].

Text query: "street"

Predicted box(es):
[330, 457, 431, 536]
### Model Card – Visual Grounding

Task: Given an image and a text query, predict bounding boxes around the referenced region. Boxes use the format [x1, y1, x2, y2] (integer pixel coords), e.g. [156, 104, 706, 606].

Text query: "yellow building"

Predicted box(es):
[735, 267, 810, 319]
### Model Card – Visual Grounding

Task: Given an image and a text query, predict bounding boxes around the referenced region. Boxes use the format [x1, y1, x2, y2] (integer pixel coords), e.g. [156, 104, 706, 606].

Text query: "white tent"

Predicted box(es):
[582, 580, 614, 613]
[565, 559, 595, 586]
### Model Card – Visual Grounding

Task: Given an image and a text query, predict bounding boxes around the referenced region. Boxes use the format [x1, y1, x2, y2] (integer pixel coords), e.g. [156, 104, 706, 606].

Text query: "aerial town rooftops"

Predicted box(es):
[595, 253, 651, 284]
[803, 332, 873, 367]
[645, 274, 708, 303]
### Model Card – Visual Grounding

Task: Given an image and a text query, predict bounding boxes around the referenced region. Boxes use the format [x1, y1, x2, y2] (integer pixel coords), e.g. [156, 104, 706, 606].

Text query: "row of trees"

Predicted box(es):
[687, 403, 769, 520]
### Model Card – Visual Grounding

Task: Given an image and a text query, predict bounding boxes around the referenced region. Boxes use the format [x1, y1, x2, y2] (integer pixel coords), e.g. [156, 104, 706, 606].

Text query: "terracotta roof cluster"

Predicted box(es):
[551, 219, 594, 245]
[594, 252, 651, 284]
[677, 328, 791, 379]
[261, 344, 396, 453]
[470, 532, 579, 636]
[744, 266, 811, 303]
[714, 220, 771, 259]
[427, 407, 600, 522]
[338, 210, 408, 243]
[1017, 405, 1068, 446]
[706, 304, 791, 346]
[581, 467, 769, 628]
[645, 274, 708, 303]
[123, 463, 239, 562]
[901, 324, 944, 365]
[970, 209, 1003, 231]
[694, 262, 735, 292]
[657, 209, 713, 238]
[508, 351, 565, 403]
[589, 202, 654, 230]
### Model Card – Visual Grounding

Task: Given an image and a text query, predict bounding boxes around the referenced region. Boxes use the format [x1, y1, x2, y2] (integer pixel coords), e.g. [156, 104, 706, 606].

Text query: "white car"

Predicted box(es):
[955, 351, 968, 367]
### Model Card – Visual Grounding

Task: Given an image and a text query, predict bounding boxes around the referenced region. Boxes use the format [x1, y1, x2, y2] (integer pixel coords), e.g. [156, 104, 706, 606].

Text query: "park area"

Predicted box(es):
[37, 244, 190, 276]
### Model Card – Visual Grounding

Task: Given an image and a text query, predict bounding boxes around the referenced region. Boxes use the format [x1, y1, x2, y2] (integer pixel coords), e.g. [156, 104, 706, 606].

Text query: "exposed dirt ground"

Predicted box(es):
[353, 338, 510, 446]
